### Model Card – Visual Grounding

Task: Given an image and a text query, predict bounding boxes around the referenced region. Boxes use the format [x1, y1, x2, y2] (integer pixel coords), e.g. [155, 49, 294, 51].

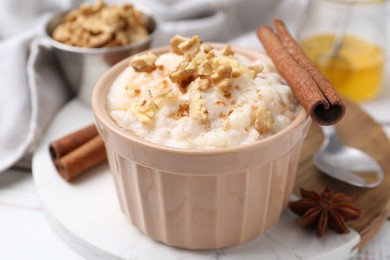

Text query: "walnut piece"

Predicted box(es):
[170, 35, 189, 55]
[197, 78, 210, 91]
[169, 69, 195, 91]
[178, 35, 201, 58]
[203, 44, 213, 54]
[188, 78, 208, 120]
[210, 65, 232, 83]
[220, 45, 234, 56]
[213, 56, 244, 78]
[248, 64, 264, 78]
[154, 90, 177, 107]
[210, 65, 233, 93]
[131, 99, 157, 125]
[89, 32, 113, 47]
[153, 79, 178, 107]
[129, 52, 157, 72]
[197, 60, 213, 77]
[254, 107, 274, 134]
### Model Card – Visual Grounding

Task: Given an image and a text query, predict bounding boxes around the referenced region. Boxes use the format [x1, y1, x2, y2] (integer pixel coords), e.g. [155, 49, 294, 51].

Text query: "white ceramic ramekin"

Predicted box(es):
[92, 45, 311, 250]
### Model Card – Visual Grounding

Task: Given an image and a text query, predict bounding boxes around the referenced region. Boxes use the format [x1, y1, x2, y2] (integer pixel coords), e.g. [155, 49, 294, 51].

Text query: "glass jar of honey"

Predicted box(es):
[297, 0, 386, 102]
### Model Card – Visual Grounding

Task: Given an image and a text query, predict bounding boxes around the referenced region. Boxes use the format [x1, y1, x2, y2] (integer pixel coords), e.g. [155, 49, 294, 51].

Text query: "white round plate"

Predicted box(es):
[32, 98, 360, 260]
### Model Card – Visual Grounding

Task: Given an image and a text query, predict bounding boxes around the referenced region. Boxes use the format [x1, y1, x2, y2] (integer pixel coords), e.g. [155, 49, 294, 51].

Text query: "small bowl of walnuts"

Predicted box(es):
[44, 0, 158, 105]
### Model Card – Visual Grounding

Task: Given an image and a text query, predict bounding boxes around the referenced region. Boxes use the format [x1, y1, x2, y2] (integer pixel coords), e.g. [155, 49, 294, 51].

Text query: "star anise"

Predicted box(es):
[289, 187, 364, 237]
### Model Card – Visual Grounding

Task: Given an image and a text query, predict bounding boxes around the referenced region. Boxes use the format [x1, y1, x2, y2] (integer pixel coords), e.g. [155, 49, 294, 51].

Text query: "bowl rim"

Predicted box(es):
[92, 44, 310, 155]
[43, 4, 159, 54]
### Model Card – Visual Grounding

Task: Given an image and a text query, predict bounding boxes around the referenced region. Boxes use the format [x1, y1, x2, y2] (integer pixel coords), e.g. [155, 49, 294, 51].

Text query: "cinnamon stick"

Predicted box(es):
[49, 124, 99, 160]
[54, 135, 107, 181]
[257, 19, 346, 125]
[49, 124, 107, 182]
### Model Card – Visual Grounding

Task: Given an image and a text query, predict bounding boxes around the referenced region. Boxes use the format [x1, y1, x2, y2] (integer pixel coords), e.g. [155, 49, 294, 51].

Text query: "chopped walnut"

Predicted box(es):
[94, 0, 104, 11]
[184, 59, 198, 71]
[131, 99, 157, 125]
[170, 35, 189, 55]
[52, 24, 71, 42]
[232, 67, 245, 78]
[210, 65, 232, 83]
[152, 79, 177, 106]
[220, 45, 234, 56]
[198, 61, 213, 77]
[155, 90, 177, 107]
[217, 79, 232, 96]
[153, 78, 171, 95]
[82, 16, 110, 34]
[210, 65, 233, 93]
[198, 78, 210, 91]
[213, 56, 244, 78]
[89, 32, 113, 47]
[79, 3, 98, 15]
[129, 52, 157, 72]
[205, 50, 216, 59]
[253, 107, 274, 134]
[104, 32, 128, 47]
[178, 35, 201, 58]
[203, 44, 213, 53]
[176, 56, 192, 70]
[188, 78, 208, 120]
[169, 69, 195, 91]
[248, 64, 264, 78]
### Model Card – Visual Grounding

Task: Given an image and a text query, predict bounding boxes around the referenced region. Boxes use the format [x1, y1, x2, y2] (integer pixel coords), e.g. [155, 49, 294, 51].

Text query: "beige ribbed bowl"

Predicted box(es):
[92, 45, 311, 250]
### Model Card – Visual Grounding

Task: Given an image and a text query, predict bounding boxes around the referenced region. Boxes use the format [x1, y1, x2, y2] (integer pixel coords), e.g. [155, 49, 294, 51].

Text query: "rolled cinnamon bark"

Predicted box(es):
[257, 20, 346, 125]
[49, 124, 99, 160]
[54, 135, 107, 181]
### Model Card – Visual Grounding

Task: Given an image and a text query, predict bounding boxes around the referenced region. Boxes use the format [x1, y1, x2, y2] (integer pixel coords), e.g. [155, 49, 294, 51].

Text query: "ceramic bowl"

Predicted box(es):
[92, 45, 311, 250]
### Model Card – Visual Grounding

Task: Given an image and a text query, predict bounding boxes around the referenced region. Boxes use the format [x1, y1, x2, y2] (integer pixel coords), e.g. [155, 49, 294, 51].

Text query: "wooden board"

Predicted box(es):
[296, 98, 390, 248]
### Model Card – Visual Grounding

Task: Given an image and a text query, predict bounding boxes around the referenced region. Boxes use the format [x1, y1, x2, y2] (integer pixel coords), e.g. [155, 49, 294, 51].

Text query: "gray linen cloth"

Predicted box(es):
[0, 30, 70, 171]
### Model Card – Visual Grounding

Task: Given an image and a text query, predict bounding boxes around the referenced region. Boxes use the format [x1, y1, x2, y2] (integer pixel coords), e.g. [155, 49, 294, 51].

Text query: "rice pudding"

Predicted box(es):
[107, 35, 298, 149]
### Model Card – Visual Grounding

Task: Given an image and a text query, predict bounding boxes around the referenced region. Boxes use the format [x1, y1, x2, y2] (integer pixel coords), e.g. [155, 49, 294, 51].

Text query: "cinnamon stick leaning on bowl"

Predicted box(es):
[49, 124, 107, 182]
[257, 18, 346, 125]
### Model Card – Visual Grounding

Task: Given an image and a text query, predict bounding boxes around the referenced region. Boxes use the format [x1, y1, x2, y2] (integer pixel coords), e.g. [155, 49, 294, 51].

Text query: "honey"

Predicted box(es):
[300, 34, 385, 102]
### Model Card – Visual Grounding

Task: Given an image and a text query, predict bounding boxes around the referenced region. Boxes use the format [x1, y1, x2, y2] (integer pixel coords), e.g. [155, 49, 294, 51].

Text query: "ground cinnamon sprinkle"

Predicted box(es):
[214, 100, 226, 106]
[172, 103, 190, 120]
[219, 109, 233, 119]
[219, 112, 227, 119]
[223, 91, 232, 99]
[133, 89, 141, 97]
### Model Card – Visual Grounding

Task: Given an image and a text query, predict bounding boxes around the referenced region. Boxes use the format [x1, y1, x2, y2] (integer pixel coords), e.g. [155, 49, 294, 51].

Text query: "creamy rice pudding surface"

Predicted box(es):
[107, 35, 298, 149]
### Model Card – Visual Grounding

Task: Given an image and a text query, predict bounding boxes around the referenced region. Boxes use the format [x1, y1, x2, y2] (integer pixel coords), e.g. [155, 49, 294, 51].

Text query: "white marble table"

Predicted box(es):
[1, 96, 389, 259]
[2, 33, 390, 259]
[0, 129, 389, 259]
